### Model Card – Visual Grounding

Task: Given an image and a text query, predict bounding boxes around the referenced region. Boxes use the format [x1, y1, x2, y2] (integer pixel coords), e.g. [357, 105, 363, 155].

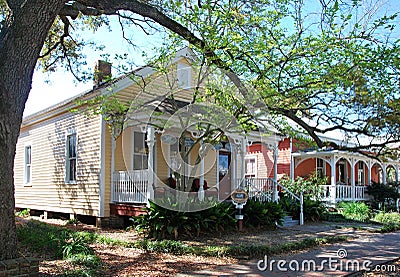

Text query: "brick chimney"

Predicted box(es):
[93, 60, 111, 87]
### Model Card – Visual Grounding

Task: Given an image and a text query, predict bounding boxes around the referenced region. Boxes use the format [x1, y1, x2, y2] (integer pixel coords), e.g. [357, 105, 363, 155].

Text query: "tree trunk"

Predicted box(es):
[0, 0, 66, 261]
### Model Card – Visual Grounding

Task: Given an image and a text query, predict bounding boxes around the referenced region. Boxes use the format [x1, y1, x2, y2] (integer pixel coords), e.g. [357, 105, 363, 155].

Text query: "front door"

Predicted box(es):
[218, 152, 231, 200]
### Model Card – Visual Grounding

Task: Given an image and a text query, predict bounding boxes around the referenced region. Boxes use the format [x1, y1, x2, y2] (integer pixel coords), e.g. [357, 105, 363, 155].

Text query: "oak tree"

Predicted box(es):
[1, 0, 399, 260]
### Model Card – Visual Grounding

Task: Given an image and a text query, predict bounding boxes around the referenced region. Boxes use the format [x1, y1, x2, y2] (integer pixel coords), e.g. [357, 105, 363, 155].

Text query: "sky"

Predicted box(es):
[24, 1, 400, 117]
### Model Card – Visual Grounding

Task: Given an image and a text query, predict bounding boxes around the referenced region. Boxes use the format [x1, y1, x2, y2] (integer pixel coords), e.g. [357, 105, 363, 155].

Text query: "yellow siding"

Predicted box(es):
[15, 111, 102, 216]
[204, 149, 218, 187]
[114, 59, 198, 110]
[114, 133, 128, 171]
[156, 134, 169, 185]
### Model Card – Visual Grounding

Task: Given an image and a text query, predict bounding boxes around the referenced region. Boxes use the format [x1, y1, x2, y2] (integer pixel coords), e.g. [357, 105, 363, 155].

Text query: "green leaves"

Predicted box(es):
[243, 200, 285, 227]
[280, 171, 327, 200]
[337, 201, 371, 222]
[155, 0, 400, 153]
[130, 199, 236, 239]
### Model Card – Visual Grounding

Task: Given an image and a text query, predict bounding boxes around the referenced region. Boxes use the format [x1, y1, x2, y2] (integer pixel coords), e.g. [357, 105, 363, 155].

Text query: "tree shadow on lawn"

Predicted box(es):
[93, 244, 234, 276]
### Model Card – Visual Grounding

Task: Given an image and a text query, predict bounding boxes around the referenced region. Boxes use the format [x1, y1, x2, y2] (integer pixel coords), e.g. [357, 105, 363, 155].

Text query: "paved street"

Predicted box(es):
[178, 230, 400, 277]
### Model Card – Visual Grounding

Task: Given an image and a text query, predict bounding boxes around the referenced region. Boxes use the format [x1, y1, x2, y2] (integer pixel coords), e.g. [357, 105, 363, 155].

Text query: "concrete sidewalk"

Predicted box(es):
[177, 228, 400, 277]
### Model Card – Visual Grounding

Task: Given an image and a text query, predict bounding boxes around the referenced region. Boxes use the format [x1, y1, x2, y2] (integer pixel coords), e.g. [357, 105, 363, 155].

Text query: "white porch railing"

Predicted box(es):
[112, 170, 148, 203]
[243, 178, 304, 225]
[354, 185, 367, 200]
[244, 178, 274, 202]
[320, 185, 367, 202]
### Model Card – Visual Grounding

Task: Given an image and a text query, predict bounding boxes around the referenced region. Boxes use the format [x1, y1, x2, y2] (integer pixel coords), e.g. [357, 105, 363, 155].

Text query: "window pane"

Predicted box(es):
[69, 159, 76, 181]
[68, 135, 76, 158]
[25, 146, 31, 183]
[134, 132, 146, 153]
[66, 134, 77, 182]
[26, 165, 31, 183]
[133, 154, 142, 170]
[25, 146, 31, 164]
[245, 158, 256, 175]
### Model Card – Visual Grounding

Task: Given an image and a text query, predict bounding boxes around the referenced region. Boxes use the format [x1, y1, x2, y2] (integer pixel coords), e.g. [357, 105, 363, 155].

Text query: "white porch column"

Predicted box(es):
[231, 144, 237, 189]
[198, 140, 205, 201]
[236, 143, 241, 187]
[110, 137, 116, 203]
[367, 161, 372, 185]
[273, 143, 278, 182]
[351, 159, 356, 200]
[289, 138, 294, 180]
[146, 126, 155, 202]
[198, 157, 205, 201]
[241, 137, 246, 181]
[330, 156, 337, 203]
[272, 143, 279, 202]
[383, 164, 387, 185]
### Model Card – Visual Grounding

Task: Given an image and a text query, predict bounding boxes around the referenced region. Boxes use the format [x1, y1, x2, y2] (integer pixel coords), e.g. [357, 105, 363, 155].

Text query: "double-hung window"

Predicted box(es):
[66, 133, 77, 183]
[245, 156, 257, 178]
[133, 131, 148, 170]
[316, 158, 325, 178]
[24, 145, 32, 184]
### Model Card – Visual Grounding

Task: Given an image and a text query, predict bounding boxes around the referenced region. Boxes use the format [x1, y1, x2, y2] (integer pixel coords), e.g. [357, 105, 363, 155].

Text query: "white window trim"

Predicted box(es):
[23, 142, 32, 186]
[65, 131, 78, 184]
[177, 63, 192, 89]
[131, 129, 148, 171]
[245, 155, 258, 178]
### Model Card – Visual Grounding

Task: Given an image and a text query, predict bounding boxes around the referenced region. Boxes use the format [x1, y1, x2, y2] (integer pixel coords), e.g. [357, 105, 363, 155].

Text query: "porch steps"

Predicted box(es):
[279, 215, 300, 227]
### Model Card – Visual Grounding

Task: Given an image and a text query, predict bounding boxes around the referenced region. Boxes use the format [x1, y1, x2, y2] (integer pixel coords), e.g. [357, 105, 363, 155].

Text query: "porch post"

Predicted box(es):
[236, 142, 241, 188]
[272, 143, 279, 202]
[110, 137, 116, 203]
[351, 159, 356, 200]
[146, 126, 155, 203]
[198, 140, 205, 201]
[241, 137, 246, 182]
[367, 160, 372, 185]
[231, 143, 237, 189]
[290, 139, 294, 180]
[330, 156, 337, 203]
[382, 164, 387, 185]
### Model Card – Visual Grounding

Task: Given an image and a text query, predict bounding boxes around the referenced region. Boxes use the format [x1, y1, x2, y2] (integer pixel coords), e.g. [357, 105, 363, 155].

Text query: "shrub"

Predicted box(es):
[68, 253, 102, 268]
[15, 208, 30, 217]
[338, 201, 370, 222]
[279, 172, 327, 200]
[280, 197, 327, 222]
[61, 232, 94, 259]
[379, 223, 400, 233]
[130, 199, 236, 239]
[366, 182, 400, 210]
[17, 220, 69, 258]
[372, 211, 400, 225]
[242, 200, 285, 227]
